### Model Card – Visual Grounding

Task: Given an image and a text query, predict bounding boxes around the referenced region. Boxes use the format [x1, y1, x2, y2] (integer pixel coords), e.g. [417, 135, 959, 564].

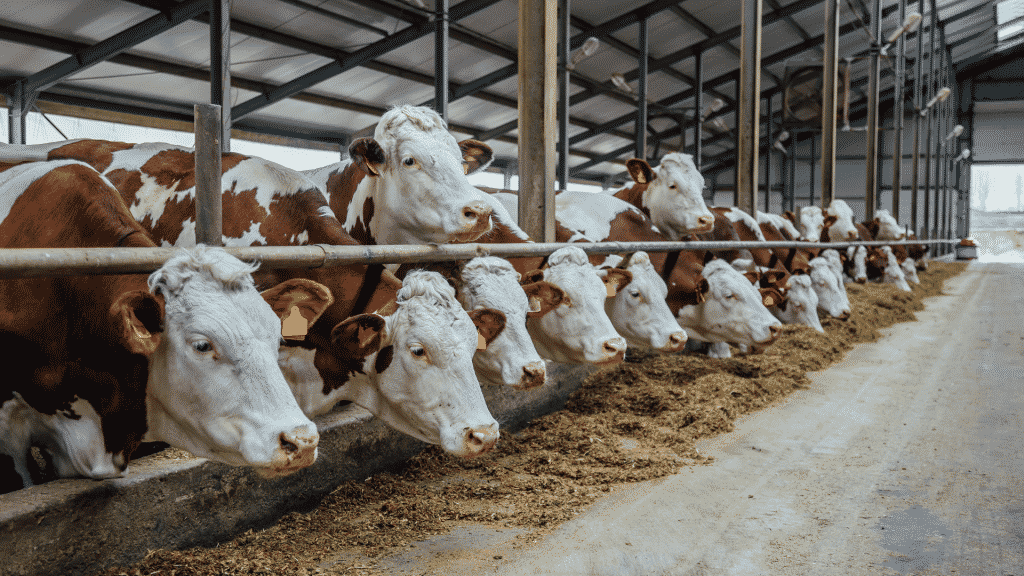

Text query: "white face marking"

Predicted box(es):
[527, 247, 627, 365]
[880, 247, 912, 292]
[808, 257, 851, 317]
[636, 153, 714, 238]
[676, 259, 782, 346]
[901, 257, 921, 284]
[797, 206, 825, 241]
[826, 199, 860, 241]
[770, 275, 823, 332]
[603, 252, 686, 351]
[873, 209, 905, 240]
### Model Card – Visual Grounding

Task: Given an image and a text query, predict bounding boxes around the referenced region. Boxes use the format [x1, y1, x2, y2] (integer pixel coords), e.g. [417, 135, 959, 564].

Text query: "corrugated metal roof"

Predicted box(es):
[0, 0, 1016, 184]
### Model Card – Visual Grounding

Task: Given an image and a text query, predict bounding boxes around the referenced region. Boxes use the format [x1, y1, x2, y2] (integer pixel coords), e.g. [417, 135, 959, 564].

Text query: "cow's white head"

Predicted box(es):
[760, 211, 801, 240]
[808, 256, 852, 318]
[676, 258, 783, 346]
[0, 394, 124, 487]
[879, 246, 912, 292]
[349, 105, 494, 245]
[788, 206, 827, 241]
[820, 249, 845, 279]
[827, 200, 860, 241]
[625, 153, 714, 238]
[299, 270, 501, 458]
[141, 247, 322, 476]
[770, 275, 824, 332]
[872, 209, 905, 240]
[459, 257, 561, 389]
[601, 252, 687, 352]
[901, 256, 921, 285]
[526, 246, 628, 365]
[845, 245, 868, 283]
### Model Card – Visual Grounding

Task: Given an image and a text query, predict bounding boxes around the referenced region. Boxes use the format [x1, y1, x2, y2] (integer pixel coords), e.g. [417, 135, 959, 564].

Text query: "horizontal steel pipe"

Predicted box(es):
[0, 240, 958, 279]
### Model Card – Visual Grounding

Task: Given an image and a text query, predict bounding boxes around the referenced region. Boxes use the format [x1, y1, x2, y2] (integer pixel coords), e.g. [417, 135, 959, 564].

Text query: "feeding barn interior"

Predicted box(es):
[0, 0, 1022, 574]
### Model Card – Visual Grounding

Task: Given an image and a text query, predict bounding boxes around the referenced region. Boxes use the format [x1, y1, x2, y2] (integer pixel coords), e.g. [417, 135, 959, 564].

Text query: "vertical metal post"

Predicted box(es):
[864, 0, 882, 220]
[734, 78, 741, 207]
[518, 0, 557, 242]
[556, 0, 570, 189]
[210, 0, 231, 153]
[809, 132, 816, 206]
[435, 0, 450, 121]
[635, 18, 649, 162]
[195, 104, 223, 247]
[923, 0, 936, 239]
[821, 0, 840, 208]
[694, 51, 704, 169]
[737, 0, 762, 216]
[910, 4, 923, 234]
[6, 81, 30, 145]
[765, 95, 772, 212]
[957, 77, 973, 238]
[787, 132, 797, 212]
[891, 0, 906, 219]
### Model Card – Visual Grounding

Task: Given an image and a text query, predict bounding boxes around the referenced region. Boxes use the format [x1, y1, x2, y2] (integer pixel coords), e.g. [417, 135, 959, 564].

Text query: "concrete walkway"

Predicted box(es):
[376, 261, 1024, 575]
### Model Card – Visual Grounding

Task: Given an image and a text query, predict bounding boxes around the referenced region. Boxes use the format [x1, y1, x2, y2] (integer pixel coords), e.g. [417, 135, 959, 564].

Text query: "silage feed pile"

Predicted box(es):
[97, 261, 966, 576]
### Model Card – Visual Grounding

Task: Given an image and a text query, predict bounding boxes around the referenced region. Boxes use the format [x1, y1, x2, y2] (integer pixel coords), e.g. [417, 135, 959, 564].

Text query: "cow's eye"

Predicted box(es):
[629, 290, 641, 298]
[193, 340, 213, 353]
[410, 345, 426, 357]
[668, 184, 677, 190]
[403, 157, 416, 167]
[724, 293, 735, 299]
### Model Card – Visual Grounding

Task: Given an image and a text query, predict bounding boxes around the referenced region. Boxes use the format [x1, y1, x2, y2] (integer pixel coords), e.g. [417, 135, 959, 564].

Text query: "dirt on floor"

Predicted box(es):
[95, 262, 966, 576]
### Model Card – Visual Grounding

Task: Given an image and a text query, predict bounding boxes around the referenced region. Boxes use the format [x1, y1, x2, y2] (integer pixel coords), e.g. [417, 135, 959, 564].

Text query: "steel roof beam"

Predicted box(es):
[17, 0, 207, 94]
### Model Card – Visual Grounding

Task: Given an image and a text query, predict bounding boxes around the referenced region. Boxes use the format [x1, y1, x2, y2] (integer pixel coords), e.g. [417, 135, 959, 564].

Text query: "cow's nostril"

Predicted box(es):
[279, 433, 299, 454]
[769, 325, 782, 339]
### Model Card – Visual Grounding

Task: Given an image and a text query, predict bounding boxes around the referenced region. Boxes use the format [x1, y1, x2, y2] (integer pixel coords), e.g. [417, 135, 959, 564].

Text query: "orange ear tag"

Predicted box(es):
[606, 282, 616, 298]
[763, 295, 775, 307]
[282, 306, 307, 340]
[477, 332, 487, 350]
[528, 297, 542, 313]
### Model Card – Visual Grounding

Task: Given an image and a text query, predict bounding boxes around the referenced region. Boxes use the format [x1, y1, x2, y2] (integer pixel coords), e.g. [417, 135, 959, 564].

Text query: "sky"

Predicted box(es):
[0, 109, 602, 192]
[970, 164, 1024, 212]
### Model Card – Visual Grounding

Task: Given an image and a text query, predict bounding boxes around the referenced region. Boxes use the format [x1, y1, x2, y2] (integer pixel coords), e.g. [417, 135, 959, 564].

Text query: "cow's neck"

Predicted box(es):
[612, 184, 652, 219]
[327, 163, 377, 245]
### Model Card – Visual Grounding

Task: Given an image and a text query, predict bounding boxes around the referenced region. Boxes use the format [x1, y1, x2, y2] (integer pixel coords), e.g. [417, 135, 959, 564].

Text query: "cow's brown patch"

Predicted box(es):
[326, 164, 376, 245]
[374, 345, 394, 374]
[47, 139, 135, 172]
[612, 182, 652, 220]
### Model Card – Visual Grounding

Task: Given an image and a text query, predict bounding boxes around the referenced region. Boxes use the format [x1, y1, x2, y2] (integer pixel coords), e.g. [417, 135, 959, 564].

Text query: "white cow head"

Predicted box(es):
[879, 246, 912, 292]
[624, 153, 714, 238]
[770, 275, 824, 332]
[459, 257, 559, 389]
[1, 394, 123, 487]
[142, 247, 322, 476]
[285, 270, 501, 458]
[820, 249, 845, 280]
[788, 206, 826, 241]
[758, 211, 801, 240]
[872, 209, 905, 240]
[676, 259, 783, 347]
[526, 246, 628, 365]
[901, 256, 921, 284]
[845, 245, 868, 283]
[348, 105, 494, 245]
[827, 200, 860, 241]
[808, 256, 852, 318]
[600, 253, 687, 352]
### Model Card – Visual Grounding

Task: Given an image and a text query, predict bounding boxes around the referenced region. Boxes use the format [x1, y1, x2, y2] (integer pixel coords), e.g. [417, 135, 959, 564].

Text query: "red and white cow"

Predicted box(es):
[769, 274, 823, 333]
[786, 205, 829, 242]
[0, 160, 325, 485]
[1, 140, 501, 458]
[599, 252, 688, 352]
[303, 105, 494, 246]
[808, 253, 852, 318]
[862, 210, 922, 283]
[616, 153, 715, 238]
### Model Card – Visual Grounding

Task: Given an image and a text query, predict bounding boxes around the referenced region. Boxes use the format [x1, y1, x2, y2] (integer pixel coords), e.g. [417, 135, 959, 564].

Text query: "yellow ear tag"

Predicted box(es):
[528, 297, 542, 313]
[606, 282, 616, 298]
[282, 305, 307, 340]
[477, 332, 487, 350]
[764, 295, 775, 307]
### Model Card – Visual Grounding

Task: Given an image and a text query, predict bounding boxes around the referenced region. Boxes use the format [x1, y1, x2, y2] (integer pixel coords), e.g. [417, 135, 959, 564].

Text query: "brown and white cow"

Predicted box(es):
[0, 160, 325, 486]
[617, 153, 715, 238]
[303, 105, 494, 246]
[0, 140, 501, 458]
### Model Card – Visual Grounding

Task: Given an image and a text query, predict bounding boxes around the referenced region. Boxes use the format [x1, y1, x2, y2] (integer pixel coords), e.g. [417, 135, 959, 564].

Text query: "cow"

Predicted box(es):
[0, 159, 330, 486]
[303, 105, 494, 246]
[867, 246, 912, 292]
[784, 205, 830, 242]
[769, 274, 824, 333]
[281, 270, 501, 457]
[1, 139, 501, 457]
[808, 254, 852, 319]
[523, 246, 629, 365]
[711, 206, 792, 297]
[676, 259, 783, 359]
[616, 153, 715, 238]
[822, 200, 912, 290]
[598, 252, 688, 352]
[861, 210, 922, 283]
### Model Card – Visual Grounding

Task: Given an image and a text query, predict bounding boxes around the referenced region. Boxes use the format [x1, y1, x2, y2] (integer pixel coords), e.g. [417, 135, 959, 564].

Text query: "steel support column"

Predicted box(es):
[210, 0, 231, 152]
[635, 18, 649, 161]
[694, 50, 704, 169]
[518, 0, 557, 242]
[821, 0, 840, 208]
[910, 1, 924, 234]
[5, 81, 32, 145]
[195, 104, 224, 247]
[765, 95, 772, 212]
[956, 76, 973, 238]
[923, 0, 937, 239]
[736, 0, 762, 215]
[787, 132, 797, 212]
[556, 0, 570, 189]
[435, 0, 449, 121]
[809, 132, 816, 206]
[891, 0, 906, 218]
[864, 0, 883, 220]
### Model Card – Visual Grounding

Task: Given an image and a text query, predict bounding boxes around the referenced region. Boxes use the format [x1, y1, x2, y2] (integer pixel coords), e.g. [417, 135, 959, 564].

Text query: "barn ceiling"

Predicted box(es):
[0, 0, 1018, 185]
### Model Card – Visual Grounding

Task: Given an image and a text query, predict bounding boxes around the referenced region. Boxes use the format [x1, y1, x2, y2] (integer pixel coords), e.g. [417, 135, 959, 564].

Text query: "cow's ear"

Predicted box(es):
[349, 138, 386, 176]
[521, 269, 546, 285]
[782, 210, 797, 224]
[760, 287, 783, 308]
[468, 309, 506, 348]
[459, 139, 494, 174]
[330, 313, 387, 356]
[626, 158, 656, 185]
[742, 270, 759, 285]
[602, 268, 633, 297]
[823, 213, 838, 227]
[111, 290, 164, 356]
[522, 281, 565, 317]
[261, 279, 334, 341]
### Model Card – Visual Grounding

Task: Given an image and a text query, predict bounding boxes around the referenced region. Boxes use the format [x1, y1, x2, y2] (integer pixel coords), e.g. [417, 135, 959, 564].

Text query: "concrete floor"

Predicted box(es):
[372, 260, 1024, 575]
